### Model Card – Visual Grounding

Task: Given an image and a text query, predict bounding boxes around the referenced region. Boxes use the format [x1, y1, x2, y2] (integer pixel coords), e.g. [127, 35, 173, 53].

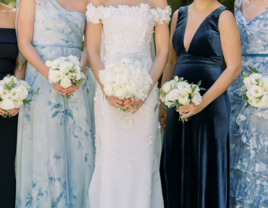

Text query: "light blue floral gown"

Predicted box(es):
[15, 0, 95, 207]
[229, 0, 268, 207]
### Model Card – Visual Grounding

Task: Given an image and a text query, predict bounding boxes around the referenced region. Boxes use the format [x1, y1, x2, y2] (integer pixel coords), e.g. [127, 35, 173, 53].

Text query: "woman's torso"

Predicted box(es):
[0, 28, 18, 79]
[172, 6, 227, 91]
[87, 3, 171, 71]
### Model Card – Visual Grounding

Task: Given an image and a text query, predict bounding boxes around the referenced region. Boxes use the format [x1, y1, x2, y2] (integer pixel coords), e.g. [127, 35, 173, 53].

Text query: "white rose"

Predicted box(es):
[134, 89, 147, 101]
[114, 84, 127, 99]
[10, 87, 21, 100]
[106, 63, 116, 70]
[192, 93, 202, 105]
[262, 76, 268, 95]
[19, 80, 30, 90]
[3, 76, 19, 85]
[19, 86, 28, 100]
[244, 77, 252, 88]
[99, 70, 116, 85]
[259, 95, 268, 108]
[249, 98, 261, 108]
[174, 76, 179, 82]
[48, 70, 63, 84]
[0, 85, 4, 95]
[192, 84, 200, 93]
[68, 73, 76, 80]
[116, 67, 128, 75]
[164, 89, 180, 107]
[249, 85, 264, 98]
[45, 60, 53, 68]
[68, 55, 79, 64]
[115, 74, 128, 84]
[125, 80, 136, 94]
[59, 62, 72, 74]
[178, 94, 190, 105]
[246, 91, 255, 101]
[104, 84, 114, 96]
[169, 80, 178, 88]
[75, 72, 82, 81]
[177, 82, 191, 94]
[0, 80, 5, 85]
[1, 89, 11, 100]
[0, 98, 15, 110]
[121, 58, 133, 65]
[60, 76, 72, 88]
[162, 82, 172, 93]
[14, 99, 23, 108]
[249, 73, 263, 85]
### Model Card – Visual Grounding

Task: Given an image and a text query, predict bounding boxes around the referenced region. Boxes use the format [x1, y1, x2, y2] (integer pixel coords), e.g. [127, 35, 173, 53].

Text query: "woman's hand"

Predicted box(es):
[9, 108, 20, 116]
[158, 105, 168, 130]
[107, 96, 124, 108]
[177, 102, 205, 119]
[122, 97, 144, 114]
[52, 83, 81, 96]
[0, 108, 7, 116]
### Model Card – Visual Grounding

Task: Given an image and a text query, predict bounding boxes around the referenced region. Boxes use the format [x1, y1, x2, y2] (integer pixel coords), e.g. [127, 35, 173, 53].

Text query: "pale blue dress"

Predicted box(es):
[15, 0, 95, 207]
[229, 0, 268, 207]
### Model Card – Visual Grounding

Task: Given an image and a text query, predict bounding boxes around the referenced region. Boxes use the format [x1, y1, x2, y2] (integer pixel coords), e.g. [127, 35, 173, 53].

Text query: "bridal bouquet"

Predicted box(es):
[157, 76, 205, 122]
[99, 58, 153, 110]
[241, 66, 268, 109]
[45, 55, 85, 99]
[0, 75, 39, 118]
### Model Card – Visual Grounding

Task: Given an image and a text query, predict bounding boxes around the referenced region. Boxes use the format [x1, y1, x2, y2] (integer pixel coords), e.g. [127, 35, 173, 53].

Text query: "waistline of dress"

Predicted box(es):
[33, 44, 81, 50]
[242, 54, 268, 57]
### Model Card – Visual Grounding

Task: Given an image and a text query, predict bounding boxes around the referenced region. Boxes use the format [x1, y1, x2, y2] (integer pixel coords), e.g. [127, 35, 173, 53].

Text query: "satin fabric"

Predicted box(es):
[160, 6, 231, 208]
[0, 28, 18, 208]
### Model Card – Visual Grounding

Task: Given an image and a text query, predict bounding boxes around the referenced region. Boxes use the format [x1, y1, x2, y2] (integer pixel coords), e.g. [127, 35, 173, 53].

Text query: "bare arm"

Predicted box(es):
[86, 2, 123, 108]
[81, 25, 90, 73]
[124, 0, 170, 114]
[158, 10, 178, 130]
[179, 10, 242, 118]
[17, 0, 48, 78]
[18, 0, 78, 95]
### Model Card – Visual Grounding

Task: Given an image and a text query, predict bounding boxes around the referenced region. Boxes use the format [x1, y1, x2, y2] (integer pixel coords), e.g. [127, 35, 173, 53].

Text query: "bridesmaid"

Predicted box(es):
[159, 0, 241, 207]
[16, 0, 95, 207]
[0, 2, 26, 208]
[229, 0, 268, 207]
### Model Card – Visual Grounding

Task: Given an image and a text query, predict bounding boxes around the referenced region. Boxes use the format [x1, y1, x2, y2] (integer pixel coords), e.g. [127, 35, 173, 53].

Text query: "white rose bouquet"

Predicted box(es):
[99, 58, 153, 111]
[45, 55, 85, 99]
[0, 75, 39, 118]
[156, 76, 205, 122]
[241, 66, 268, 109]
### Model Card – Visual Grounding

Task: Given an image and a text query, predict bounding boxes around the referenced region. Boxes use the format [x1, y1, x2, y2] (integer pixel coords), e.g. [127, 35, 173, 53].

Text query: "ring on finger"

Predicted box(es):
[115, 104, 118, 107]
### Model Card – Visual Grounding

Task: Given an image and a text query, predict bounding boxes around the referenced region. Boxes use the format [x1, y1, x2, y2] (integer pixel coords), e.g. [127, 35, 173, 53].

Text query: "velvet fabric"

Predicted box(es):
[0, 28, 18, 208]
[160, 6, 231, 208]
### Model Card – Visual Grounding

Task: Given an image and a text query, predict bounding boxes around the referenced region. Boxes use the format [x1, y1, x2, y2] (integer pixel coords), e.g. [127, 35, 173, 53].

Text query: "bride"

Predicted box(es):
[86, 0, 170, 207]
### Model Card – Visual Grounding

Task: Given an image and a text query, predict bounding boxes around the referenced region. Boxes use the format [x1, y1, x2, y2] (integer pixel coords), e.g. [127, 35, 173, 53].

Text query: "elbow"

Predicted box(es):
[233, 64, 242, 79]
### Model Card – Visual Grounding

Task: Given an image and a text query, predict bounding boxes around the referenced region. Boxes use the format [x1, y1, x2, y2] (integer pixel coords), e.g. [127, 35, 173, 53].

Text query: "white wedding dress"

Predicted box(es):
[86, 3, 171, 208]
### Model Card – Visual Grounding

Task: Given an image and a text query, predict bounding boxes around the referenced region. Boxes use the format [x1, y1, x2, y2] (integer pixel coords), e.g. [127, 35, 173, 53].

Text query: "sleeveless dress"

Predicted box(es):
[15, 0, 95, 207]
[0, 28, 18, 208]
[160, 7, 231, 208]
[86, 3, 171, 208]
[229, 1, 268, 207]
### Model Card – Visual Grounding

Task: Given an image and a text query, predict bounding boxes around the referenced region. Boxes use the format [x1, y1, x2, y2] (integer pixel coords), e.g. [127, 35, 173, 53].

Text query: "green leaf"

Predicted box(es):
[162, 102, 168, 110]
[241, 94, 248, 101]
[197, 80, 202, 87]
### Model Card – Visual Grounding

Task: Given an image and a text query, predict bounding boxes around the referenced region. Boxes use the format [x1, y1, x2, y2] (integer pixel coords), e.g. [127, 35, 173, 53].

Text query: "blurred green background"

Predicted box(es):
[4, 0, 235, 12]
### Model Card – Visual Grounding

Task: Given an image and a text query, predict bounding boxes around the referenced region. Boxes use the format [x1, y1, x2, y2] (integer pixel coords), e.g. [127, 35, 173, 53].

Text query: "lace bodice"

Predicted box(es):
[86, 3, 171, 68]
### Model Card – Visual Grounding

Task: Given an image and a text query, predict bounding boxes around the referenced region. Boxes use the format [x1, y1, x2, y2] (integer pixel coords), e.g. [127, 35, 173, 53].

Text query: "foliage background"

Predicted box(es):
[4, 0, 235, 12]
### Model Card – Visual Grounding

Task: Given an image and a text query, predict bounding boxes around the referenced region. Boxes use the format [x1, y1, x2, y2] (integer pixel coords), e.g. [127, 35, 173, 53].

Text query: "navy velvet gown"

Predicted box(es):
[0, 28, 18, 208]
[160, 6, 230, 208]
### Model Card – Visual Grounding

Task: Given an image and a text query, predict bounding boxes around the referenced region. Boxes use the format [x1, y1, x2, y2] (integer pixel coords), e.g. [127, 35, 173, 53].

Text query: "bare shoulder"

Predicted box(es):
[219, 9, 235, 24]
[87, 0, 104, 7]
[0, 4, 16, 28]
[149, 0, 168, 9]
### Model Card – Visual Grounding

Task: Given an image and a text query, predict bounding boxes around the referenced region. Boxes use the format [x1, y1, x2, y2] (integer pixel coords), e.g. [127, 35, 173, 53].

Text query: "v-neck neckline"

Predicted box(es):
[183, 6, 224, 53]
[238, 9, 268, 24]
